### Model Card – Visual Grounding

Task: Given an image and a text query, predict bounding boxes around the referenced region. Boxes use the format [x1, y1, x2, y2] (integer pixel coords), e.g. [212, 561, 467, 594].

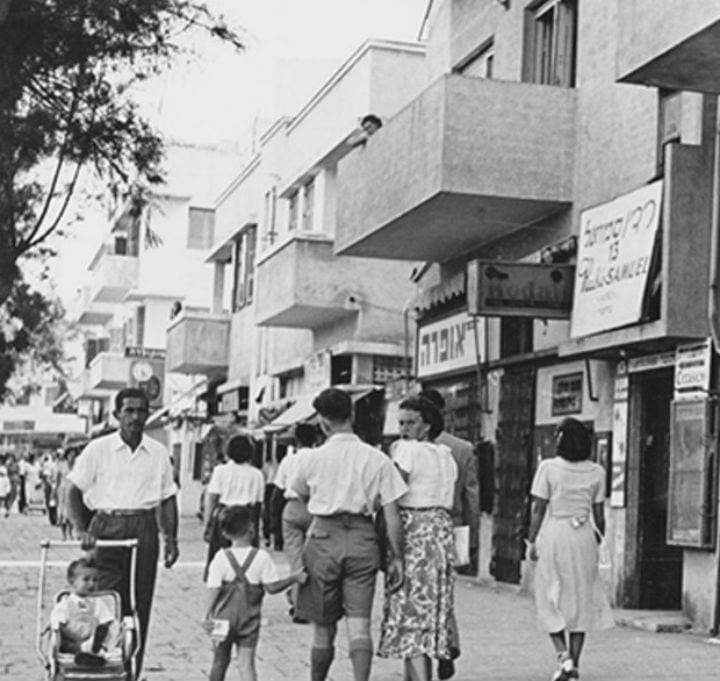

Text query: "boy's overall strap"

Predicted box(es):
[224, 548, 258, 580]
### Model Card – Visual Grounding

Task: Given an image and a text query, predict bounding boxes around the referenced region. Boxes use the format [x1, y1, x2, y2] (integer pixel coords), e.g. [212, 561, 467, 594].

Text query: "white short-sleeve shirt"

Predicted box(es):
[391, 439, 457, 510]
[531, 457, 606, 518]
[50, 593, 115, 641]
[288, 432, 407, 516]
[206, 462, 265, 506]
[206, 546, 279, 588]
[68, 432, 177, 511]
[274, 449, 311, 500]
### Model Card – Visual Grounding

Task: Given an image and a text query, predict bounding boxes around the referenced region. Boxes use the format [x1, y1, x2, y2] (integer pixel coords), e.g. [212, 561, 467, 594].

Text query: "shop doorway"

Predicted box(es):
[492, 367, 535, 584]
[636, 369, 683, 609]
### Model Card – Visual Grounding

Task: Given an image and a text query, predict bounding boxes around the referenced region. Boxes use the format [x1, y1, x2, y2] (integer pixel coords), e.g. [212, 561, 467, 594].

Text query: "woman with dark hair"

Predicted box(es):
[378, 395, 458, 681]
[203, 433, 265, 581]
[526, 417, 613, 681]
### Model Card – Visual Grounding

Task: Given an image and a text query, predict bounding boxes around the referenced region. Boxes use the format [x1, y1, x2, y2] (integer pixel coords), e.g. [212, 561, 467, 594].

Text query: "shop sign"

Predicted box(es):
[2, 420, 35, 431]
[611, 401, 628, 508]
[303, 351, 331, 394]
[416, 313, 484, 379]
[125, 346, 166, 360]
[627, 351, 675, 373]
[674, 339, 712, 400]
[570, 180, 663, 338]
[467, 260, 574, 319]
[551, 372, 583, 416]
[614, 374, 629, 402]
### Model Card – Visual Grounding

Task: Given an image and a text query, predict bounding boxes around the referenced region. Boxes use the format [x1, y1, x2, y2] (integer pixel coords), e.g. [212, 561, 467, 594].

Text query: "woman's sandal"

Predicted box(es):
[550, 652, 577, 681]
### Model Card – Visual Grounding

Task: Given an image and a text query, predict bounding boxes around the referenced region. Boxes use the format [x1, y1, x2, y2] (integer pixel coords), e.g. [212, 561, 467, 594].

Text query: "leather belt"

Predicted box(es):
[96, 508, 156, 517]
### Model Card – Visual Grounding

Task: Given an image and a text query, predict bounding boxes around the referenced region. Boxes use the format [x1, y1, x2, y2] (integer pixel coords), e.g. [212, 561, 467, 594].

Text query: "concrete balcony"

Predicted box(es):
[255, 235, 360, 328]
[617, 1, 720, 93]
[89, 248, 139, 303]
[76, 368, 113, 400]
[335, 74, 576, 262]
[87, 352, 131, 391]
[166, 311, 230, 375]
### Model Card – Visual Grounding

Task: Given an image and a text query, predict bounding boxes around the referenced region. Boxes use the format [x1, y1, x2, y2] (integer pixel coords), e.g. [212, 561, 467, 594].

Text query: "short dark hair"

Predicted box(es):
[361, 113, 382, 129]
[313, 388, 352, 422]
[555, 418, 592, 462]
[418, 388, 445, 411]
[67, 556, 98, 582]
[219, 505, 253, 538]
[226, 434, 255, 464]
[399, 395, 444, 440]
[114, 387, 149, 413]
[294, 423, 317, 448]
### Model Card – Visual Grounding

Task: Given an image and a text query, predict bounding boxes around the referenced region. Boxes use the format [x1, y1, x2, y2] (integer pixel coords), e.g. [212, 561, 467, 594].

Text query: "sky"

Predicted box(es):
[43, 0, 430, 308]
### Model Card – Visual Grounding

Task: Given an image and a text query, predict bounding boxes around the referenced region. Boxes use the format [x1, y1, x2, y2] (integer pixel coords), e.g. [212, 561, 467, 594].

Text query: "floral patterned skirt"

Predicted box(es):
[378, 507, 455, 660]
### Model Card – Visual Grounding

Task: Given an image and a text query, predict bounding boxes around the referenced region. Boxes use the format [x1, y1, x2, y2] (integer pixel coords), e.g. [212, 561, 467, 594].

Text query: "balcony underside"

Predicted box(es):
[259, 304, 356, 329]
[619, 20, 720, 92]
[165, 314, 230, 376]
[77, 309, 113, 326]
[337, 191, 569, 261]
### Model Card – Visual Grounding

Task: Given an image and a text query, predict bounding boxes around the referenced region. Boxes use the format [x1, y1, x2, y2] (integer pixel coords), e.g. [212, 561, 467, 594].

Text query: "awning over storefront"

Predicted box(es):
[415, 270, 466, 312]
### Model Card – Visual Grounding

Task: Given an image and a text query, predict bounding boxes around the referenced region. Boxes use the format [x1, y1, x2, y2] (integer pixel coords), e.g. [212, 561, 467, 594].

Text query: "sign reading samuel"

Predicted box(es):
[570, 180, 663, 338]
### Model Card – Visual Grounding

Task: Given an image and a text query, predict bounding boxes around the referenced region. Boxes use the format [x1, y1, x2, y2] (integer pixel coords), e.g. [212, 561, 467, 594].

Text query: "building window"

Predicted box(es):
[527, 0, 577, 87]
[456, 40, 494, 78]
[301, 178, 315, 231]
[187, 208, 215, 250]
[263, 186, 278, 247]
[288, 191, 299, 231]
[232, 226, 257, 311]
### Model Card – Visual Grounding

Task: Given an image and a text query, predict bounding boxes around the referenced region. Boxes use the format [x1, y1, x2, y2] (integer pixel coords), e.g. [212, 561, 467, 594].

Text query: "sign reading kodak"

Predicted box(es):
[467, 260, 574, 319]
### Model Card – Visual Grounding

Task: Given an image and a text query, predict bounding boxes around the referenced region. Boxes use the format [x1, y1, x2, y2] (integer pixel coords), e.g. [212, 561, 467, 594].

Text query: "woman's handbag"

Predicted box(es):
[590, 515, 612, 578]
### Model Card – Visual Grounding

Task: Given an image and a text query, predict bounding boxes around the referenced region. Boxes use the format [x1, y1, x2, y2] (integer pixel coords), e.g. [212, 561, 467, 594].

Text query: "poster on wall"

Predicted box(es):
[570, 180, 663, 338]
[611, 387, 628, 508]
[674, 339, 712, 401]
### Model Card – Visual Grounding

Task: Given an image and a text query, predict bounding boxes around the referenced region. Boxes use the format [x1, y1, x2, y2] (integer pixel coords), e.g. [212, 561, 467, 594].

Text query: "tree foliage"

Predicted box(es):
[0, 0, 243, 398]
[0, 0, 244, 305]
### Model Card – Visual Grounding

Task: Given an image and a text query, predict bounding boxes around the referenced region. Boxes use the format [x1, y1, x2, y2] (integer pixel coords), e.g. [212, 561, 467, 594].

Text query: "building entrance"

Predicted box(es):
[636, 369, 683, 609]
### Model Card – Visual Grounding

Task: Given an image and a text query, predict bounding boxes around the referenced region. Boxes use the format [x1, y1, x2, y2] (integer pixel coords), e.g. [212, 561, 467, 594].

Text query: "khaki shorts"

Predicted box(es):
[295, 514, 380, 625]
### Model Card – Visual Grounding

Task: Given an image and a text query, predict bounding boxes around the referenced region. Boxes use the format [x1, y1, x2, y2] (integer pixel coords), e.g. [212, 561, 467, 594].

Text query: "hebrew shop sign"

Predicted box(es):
[416, 312, 485, 379]
[570, 180, 663, 338]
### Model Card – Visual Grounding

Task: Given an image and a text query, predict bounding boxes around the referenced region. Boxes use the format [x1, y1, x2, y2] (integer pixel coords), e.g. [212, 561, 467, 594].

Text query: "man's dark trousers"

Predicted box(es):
[89, 510, 159, 675]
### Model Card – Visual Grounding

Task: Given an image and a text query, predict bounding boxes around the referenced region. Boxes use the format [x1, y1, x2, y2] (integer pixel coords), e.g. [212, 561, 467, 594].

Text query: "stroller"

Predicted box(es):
[36, 539, 140, 681]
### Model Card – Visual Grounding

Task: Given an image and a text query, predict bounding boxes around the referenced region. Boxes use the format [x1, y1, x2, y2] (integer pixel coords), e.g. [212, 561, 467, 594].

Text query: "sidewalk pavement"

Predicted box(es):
[1, 511, 718, 680]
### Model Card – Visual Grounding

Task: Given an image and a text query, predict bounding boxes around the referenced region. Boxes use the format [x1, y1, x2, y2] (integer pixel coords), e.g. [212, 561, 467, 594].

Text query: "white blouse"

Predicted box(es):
[206, 462, 265, 506]
[391, 439, 457, 510]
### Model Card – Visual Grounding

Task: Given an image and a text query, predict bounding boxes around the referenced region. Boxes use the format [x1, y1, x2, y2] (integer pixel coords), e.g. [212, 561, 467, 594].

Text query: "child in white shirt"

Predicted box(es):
[50, 557, 117, 666]
[204, 505, 305, 681]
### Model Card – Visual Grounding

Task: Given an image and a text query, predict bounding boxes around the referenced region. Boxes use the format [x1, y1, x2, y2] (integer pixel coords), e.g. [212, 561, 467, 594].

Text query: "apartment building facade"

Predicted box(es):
[76, 144, 241, 515]
[195, 40, 428, 461]
[334, 0, 720, 631]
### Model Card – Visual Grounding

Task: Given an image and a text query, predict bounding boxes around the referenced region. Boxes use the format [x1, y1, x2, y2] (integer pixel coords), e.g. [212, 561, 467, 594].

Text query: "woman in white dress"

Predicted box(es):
[526, 417, 613, 681]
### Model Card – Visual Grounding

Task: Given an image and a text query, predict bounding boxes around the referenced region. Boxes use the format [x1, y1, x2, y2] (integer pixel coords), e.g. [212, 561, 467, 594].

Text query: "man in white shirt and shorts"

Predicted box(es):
[289, 387, 406, 681]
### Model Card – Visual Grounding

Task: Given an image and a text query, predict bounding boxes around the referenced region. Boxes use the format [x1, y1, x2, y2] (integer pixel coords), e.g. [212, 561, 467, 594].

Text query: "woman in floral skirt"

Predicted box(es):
[378, 395, 458, 681]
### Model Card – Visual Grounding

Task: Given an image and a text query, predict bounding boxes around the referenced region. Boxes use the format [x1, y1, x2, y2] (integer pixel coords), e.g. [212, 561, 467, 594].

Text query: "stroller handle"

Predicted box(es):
[40, 539, 139, 549]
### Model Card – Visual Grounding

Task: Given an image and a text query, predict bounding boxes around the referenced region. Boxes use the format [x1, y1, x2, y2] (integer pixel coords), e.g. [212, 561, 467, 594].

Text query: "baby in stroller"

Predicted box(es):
[50, 556, 118, 666]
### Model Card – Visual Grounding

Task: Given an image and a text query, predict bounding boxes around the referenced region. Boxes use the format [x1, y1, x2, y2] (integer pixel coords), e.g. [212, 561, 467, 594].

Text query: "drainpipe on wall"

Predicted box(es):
[709, 98, 720, 636]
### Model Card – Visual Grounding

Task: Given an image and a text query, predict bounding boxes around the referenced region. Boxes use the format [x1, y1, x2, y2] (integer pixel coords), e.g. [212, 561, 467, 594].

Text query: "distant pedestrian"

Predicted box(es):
[272, 422, 319, 621]
[203, 505, 306, 681]
[288, 387, 406, 681]
[203, 434, 265, 581]
[17, 453, 30, 513]
[526, 417, 613, 681]
[0, 455, 11, 517]
[57, 447, 80, 540]
[6, 454, 20, 514]
[377, 395, 458, 681]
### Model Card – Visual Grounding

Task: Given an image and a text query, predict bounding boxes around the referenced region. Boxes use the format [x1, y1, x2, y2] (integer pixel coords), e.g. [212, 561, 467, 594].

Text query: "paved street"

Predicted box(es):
[1, 512, 718, 680]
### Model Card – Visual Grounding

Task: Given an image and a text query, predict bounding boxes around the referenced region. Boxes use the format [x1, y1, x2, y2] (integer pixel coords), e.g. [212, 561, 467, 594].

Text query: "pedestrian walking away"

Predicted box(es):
[526, 417, 614, 681]
[377, 395, 458, 681]
[203, 505, 306, 681]
[272, 422, 319, 622]
[288, 387, 407, 681]
[419, 388, 480, 679]
[203, 433, 265, 581]
[66, 386, 180, 677]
